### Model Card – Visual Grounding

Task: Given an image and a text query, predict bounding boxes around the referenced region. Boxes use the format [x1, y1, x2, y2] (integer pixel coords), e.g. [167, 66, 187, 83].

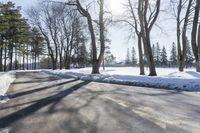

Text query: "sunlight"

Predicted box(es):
[108, 0, 125, 15]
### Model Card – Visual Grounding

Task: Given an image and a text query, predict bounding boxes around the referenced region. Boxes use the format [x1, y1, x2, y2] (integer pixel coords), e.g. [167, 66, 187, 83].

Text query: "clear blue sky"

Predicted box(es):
[1, 0, 176, 62]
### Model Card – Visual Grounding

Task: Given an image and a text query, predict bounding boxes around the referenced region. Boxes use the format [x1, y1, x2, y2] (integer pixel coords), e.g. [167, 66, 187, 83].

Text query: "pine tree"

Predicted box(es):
[185, 39, 194, 68]
[131, 46, 137, 66]
[152, 44, 156, 61]
[160, 46, 168, 67]
[0, 2, 30, 71]
[169, 42, 177, 67]
[155, 42, 161, 67]
[125, 48, 131, 65]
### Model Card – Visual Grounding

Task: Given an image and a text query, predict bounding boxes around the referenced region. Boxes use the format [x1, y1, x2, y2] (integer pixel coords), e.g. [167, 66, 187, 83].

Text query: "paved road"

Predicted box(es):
[0, 72, 200, 133]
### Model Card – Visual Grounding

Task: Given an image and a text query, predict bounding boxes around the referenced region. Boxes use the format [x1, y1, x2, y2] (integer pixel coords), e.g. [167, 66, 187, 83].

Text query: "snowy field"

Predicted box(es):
[0, 72, 16, 103]
[44, 67, 200, 91]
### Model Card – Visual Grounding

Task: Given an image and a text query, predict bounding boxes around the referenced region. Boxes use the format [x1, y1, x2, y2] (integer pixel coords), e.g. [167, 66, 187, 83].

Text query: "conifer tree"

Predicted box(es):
[131, 46, 137, 66]
[185, 39, 194, 68]
[125, 48, 131, 65]
[160, 46, 168, 67]
[170, 42, 177, 67]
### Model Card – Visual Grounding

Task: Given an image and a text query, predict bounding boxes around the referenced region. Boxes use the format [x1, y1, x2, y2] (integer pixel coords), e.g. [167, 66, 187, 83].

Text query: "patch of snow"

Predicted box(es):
[43, 67, 200, 91]
[0, 71, 16, 102]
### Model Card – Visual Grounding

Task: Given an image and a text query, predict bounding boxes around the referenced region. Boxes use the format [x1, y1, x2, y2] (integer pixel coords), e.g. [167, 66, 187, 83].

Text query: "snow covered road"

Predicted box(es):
[0, 71, 200, 133]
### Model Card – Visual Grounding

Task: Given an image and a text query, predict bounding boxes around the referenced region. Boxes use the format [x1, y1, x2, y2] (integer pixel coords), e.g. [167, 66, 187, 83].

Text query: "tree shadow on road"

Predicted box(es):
[9, 79, 79, 99]
[0, 81, 90, 128]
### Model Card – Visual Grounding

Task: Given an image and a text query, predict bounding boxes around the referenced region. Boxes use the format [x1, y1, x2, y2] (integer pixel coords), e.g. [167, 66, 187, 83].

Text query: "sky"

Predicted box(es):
[0, 0, 177, 62]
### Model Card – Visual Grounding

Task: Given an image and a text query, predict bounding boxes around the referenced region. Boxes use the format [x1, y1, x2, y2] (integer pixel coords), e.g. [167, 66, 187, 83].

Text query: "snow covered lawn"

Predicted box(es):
[44, 67, 200, 91]
[0, 71, 16, 103]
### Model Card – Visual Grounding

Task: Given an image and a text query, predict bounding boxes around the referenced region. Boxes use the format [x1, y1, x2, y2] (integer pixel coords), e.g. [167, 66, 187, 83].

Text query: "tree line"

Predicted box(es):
[126, 41, 194, 68]
[121, 0, 200, 76]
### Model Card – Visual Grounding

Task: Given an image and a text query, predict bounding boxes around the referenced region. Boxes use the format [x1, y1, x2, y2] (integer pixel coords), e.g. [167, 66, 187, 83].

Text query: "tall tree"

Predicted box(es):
[170, 42, 177, 67]
[138, 0, 161, 76]
[131, 46, 137, 66]
[64, 0, 106, 74]
[174, 0, 193, 71]
[160, 46, 168, 67]
[125, 48, 131, 65]
[191, 0, 200, 72]
[0, 2, 30, 71]
[121, 0, 145, 75]
[185, 38, 194, 68]
[152, 44, 156, 61]
[155, 42, 161, 67]
[30, 27, 45, 69]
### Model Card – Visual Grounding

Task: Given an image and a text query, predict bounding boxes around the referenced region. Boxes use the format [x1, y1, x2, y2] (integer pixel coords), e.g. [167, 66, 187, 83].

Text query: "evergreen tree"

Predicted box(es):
[0, 2, 30, 71]
[131, 46, 137, 65]
[77, 40, 89, 68]
[185, 39, 194, 68]
[169, 42, 177, 67]
[160, 46, 168, 67]
[125, 48, 131, 65]
[152, 44, 156, 61]
[155, 42, 161, 67]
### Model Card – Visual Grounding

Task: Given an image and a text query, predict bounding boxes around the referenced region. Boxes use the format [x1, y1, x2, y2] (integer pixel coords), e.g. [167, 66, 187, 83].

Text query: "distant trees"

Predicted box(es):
[125, 48, 131, 65]
[185, 39, 194, 68]
[131, 46, 137, 66]
[155, 43, 161, 67]
[160, 46, 168, 67]
[169, 42, 177, 67]
[103, 45, 116, 68]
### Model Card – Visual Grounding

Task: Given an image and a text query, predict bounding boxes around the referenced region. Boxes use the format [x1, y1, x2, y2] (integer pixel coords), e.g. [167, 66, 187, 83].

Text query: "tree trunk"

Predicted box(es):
[102, 57, 105, 70]
[59, 52, 62, 70]
[146, 34, 157, 76]
[95, 0, 105, 74]
[197, 23, 200, 72]
[191, 0, 200, 72]
[138, 34, 145, 75]
[23, 53, 25, 70]
[177, 0, 192, 72]
[4, 46, 7, 72]
[14, 47, 18, 70]
[0, 44, 3, 72]
[8, 44, 13, 71]
[34, 54, 37, 69]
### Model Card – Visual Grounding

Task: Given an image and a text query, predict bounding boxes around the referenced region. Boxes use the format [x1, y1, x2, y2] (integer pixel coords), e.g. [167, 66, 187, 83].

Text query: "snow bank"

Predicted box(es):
[0, 71, 16, 103]
[43, 67, 200, 91]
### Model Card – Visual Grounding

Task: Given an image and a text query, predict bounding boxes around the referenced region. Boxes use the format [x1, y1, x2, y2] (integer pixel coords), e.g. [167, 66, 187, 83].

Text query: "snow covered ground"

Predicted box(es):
[0, 71, 16, 103]
[44, 67, 200, 91]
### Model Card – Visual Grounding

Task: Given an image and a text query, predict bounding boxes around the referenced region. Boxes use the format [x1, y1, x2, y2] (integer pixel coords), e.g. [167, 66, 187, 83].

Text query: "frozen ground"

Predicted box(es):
[0, 72, 16, 103]
[44, 67, 200, 91]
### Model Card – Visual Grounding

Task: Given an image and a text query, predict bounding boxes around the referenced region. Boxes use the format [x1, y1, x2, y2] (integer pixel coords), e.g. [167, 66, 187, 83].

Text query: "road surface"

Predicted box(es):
[0, 72, 200, 133]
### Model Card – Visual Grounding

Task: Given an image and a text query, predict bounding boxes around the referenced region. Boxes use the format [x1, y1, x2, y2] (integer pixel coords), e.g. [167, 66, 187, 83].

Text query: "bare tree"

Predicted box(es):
[121, 0, 145, 75]
[198, 22, 200, 70]
[174, 0, 193, 72]
[138, 0, 161, 76]
[191, 0, 200, 72]
[60, 0, 106, 74]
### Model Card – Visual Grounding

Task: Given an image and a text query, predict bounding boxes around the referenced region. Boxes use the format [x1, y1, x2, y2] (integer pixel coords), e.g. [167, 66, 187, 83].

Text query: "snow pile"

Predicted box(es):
[0, 71, 16, 103]
[43, 67, 200, 91]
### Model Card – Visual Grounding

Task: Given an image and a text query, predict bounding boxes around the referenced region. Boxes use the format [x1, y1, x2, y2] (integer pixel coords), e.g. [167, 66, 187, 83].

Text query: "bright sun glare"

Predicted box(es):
[109, 0, 124, 15]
